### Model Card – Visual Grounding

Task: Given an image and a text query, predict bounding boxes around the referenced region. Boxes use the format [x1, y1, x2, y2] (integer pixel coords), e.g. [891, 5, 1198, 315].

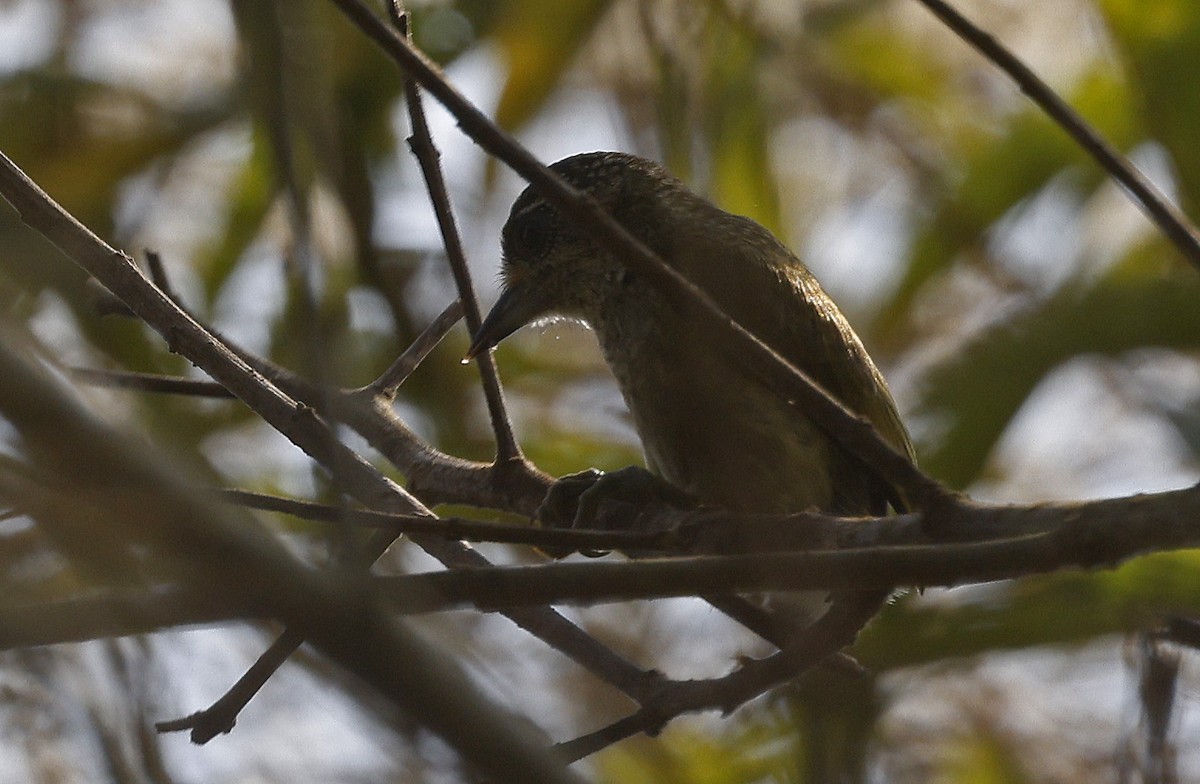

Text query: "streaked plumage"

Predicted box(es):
[473, 152, 913, 522]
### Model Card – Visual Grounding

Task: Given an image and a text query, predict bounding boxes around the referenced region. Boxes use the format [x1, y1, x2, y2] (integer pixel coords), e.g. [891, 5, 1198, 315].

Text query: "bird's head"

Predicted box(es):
[466, 152, 684, 359]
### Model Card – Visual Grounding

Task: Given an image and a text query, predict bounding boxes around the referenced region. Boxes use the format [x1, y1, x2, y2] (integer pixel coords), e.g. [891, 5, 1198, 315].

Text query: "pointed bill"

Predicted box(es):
[464, 280, 553, 361]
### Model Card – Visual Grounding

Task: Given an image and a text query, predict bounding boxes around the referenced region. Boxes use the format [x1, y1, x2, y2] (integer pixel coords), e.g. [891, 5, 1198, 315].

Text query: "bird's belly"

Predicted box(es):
[618, 354, 839, 626]
[613, 350, 837, 515]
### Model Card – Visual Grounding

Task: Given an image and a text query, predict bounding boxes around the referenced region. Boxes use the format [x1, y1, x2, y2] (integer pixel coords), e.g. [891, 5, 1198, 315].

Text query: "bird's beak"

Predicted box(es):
[464, 281, 549, 361]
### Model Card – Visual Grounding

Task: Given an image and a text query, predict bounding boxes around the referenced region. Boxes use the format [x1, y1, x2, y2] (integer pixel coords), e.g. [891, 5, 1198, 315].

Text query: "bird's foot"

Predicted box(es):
[535, 466, 697, 558]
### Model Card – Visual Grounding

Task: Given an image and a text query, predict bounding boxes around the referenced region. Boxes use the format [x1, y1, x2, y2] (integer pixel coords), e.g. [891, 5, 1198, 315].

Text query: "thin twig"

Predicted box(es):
[143, 250, 179, 303]
[329, 0, 943, 511]
[220, 487, 669, 552]
[912, 0, 1200, 270]
[388, 2, 524, 463]
[555, 592, 887, 761]
[69, 367, 234, 398]
[0, 332, 584, 784]
[0, 148, 657, 741]
[361, 298, 464, 398]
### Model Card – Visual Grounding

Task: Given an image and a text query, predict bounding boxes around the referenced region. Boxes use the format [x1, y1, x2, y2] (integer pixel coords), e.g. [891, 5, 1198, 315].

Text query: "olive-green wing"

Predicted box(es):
[773, 261, 915, 462]
[675, 211, 915, 510]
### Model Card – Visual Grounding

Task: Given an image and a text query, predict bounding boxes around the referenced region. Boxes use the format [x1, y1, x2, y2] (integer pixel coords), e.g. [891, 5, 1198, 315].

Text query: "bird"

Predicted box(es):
[470, 149, 912, 505]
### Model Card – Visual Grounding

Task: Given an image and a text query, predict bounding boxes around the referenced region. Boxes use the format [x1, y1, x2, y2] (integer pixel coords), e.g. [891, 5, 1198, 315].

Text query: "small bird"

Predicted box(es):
[470, 153, 913, 779]
[470, 152, 912, 527]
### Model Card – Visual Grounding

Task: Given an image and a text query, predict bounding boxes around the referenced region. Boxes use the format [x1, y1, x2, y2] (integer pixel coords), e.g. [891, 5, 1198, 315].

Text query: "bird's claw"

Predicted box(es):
[535, 466, 696, 558]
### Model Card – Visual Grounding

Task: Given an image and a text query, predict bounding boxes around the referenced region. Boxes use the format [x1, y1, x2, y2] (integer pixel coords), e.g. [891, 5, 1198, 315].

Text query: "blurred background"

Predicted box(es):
[1, 0, 1199, 781]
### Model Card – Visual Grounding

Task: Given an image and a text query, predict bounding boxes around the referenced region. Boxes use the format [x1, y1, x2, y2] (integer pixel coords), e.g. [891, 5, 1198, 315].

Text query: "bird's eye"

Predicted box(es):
[510, 208, 553, 257]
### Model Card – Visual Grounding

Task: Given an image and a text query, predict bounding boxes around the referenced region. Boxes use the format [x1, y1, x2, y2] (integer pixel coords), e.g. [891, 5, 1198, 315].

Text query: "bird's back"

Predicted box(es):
[594, 195, 912, 518]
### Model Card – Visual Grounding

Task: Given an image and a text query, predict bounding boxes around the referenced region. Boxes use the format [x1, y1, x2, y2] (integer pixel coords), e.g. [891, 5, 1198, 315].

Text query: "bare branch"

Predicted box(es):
[327, 0, 945, 511]
[0, 148, 656, 740]
[555, 592, 886, 761]
[227, 339, 553, 514]
[361, 298, 464, 398]
[0, 331, 584, 784]
[68, 367, 234, 398]
[912, 0, 1200, 269]
[388, 2, 525, 463]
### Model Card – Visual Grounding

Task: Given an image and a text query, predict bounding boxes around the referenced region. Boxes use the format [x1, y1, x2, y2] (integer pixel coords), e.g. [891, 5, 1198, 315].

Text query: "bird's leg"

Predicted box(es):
[573, 466, 696, 528]
[536, 466, 697, 557]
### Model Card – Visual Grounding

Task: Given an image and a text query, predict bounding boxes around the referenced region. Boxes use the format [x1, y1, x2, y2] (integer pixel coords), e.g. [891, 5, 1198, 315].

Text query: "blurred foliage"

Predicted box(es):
[487, 0, 615, 130]
[860, 550, 1200, 670]
[1, 0, 1200, 781]
[596, 716, 802, 782]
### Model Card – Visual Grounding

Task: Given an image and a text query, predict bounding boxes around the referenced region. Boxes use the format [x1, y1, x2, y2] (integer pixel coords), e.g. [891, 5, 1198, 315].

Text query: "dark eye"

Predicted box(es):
[509, 208, 554, 257]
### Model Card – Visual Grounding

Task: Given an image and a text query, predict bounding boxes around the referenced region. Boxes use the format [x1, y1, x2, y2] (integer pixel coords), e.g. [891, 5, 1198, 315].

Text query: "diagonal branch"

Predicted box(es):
[361, 298, 464, 398]
[0, 148, 660, 740]
[556, 592, 887, 761]
[0, 330, 584, 784]
[912, 0, 1200, 269]
[388, 2, 525, 463]
[67, 367, 235, 398]
[328, 0, 944, 512]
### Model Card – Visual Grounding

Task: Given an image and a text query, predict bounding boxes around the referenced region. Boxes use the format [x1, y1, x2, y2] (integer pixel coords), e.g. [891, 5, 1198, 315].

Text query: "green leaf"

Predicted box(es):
[596, 720, 800, 784]
[857, 549, 1200, 669]
[702, 21, 781, 235]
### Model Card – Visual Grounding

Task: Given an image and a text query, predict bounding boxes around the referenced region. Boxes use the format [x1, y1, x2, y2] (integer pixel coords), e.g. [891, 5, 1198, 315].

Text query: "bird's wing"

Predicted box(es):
[773, 261, 915, 463]
[676, 213, 915, 500]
